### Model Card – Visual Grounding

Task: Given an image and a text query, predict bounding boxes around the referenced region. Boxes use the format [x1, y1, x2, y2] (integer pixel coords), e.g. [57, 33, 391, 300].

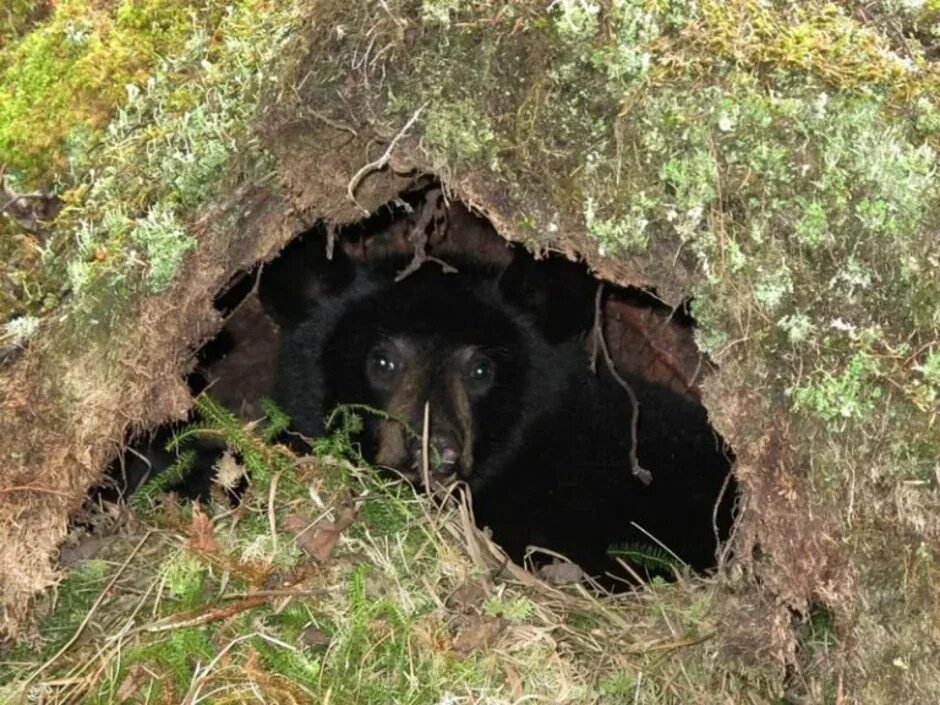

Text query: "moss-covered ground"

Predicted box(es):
[1, 0, 292, 332]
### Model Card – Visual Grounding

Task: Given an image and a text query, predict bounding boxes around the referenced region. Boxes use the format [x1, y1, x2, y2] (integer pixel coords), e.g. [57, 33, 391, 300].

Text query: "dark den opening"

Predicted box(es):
[103, 180, 738, 590]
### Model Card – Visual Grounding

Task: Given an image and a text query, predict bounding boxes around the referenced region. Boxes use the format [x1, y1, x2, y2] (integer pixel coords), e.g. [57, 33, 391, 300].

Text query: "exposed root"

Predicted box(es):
[394, 186, 457, 281]
[346, 103, 427, 214]
[592, 283, 653, 486]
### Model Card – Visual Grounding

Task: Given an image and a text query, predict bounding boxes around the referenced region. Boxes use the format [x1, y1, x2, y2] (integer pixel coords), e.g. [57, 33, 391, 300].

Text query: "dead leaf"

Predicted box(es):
[114, 663, 152, 703]
[447, 580, 488, 613]
[452, 615, 507, 655]
[284, 505, 357, 563]
[188, 503, 219, 553]
[300, 625, 332, 651]
[538, 559, 585, 585]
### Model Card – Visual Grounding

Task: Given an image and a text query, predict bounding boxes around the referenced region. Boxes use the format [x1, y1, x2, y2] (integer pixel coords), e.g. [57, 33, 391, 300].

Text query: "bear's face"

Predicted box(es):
[315, 268, 539, 489]
[363, 335, 498, 478]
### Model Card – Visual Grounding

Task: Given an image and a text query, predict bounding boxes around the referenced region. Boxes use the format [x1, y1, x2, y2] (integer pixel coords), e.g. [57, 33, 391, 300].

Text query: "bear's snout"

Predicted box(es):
[411, 432, 463, 479]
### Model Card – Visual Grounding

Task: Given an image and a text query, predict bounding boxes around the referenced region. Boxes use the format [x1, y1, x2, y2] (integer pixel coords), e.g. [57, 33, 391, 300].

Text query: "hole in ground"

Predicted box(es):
[100, 179, 739, 590]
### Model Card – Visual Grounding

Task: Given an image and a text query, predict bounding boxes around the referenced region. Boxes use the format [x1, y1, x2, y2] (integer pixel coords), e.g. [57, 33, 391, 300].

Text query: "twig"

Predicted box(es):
[0, 484, 73, 497]
[715, 467, 740, 571]
[1, 166, 62, 234]
[395, 186, 456, 281]
[131, 595, 270, 635]
[324, 222, 337, 260]
[625, 631, 714, 654]
[217, 263, 264, 328]
[346, 102, 427, 213]
[20, 531, 153, 691]
[610, 557, 647, 586]
[628, 521, 684, 568]
[421, 401, 432, 499]
[181, 632, 268, 705]
[593, 284, 653, 485]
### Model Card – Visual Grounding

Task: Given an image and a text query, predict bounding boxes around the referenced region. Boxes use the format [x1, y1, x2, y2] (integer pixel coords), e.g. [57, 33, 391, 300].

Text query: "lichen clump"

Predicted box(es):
[0, 0, 292, 324]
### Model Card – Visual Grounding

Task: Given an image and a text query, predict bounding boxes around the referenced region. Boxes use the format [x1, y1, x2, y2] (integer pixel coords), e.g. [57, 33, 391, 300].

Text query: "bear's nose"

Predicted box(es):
[414, 433, 461, 477]
[431, 435, 460, 467]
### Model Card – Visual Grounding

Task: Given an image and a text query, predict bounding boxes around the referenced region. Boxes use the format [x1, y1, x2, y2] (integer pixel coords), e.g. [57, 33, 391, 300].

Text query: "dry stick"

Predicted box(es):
[395, 186, 456, 282]
[133, 595, 270, 635]
[268, 472, 280, 560]
[20, 530, 154, 691]
[593, 284, 653, 485]
[1, 167, 61, 233]
[0, 484, 73, 497]
[421, 401, 432, 499]
[0, 192, 45, 212]
[714, 468, 739, 571]
[180, 632, 270, 705]
[629, 521, 684, 567]
[58, 578, 161, 704]
[346, 102, 428, 214]
[611, 557, 647, 586]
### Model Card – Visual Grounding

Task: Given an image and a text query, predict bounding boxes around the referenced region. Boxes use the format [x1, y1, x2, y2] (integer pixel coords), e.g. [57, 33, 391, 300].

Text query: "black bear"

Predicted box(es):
[270, 244, 736, 585]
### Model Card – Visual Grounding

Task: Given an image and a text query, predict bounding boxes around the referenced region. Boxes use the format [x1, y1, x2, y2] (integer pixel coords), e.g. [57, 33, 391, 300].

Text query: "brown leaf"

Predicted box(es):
[447, 580, 488, 613]
[114, 663, 152, 703]
[188, 503, 219, 553]
[300, 625, 332, 651]
[538, 559, 585, 586]
[452, 615, 507, 656]
[284, 506, 357, 563]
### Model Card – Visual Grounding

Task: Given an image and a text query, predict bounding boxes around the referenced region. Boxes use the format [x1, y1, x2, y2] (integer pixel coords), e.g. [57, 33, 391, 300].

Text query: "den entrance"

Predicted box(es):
[106, 180, 737, 590]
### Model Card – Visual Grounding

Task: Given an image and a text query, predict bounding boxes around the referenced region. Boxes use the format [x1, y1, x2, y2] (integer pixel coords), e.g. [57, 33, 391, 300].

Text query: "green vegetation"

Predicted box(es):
[0, 0, 225, 182]
[0, 0, 292, 324]
[1, 399, 759, 704]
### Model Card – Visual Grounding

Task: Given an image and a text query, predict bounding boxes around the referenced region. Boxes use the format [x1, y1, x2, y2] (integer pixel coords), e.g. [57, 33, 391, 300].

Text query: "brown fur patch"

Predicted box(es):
[373, 352, 477, 479]
[375, 367, 425, 471]
[447, 370, 475, 474]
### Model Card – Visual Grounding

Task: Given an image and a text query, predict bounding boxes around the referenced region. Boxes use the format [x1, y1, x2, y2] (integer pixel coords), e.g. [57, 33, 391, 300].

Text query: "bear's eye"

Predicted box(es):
[464, 355, 496, 393]
[366, 346, 404, 388]
[372, 352, 396, 373]
[469, 360, 491, 380]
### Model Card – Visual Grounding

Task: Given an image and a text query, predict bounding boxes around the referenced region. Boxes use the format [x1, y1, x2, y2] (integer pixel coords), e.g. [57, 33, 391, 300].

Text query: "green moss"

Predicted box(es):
[423, 98, 499, 167]
[792, 350, 884, 424]
[127, 204, 197, 294]
[0, 0, 290, 325]
[162, 550, 208, 608]
[482, 593, 534, 623]
[0, 1, 52, 47]
[0, 0, 227, 184]
[11, 4, 285, 330]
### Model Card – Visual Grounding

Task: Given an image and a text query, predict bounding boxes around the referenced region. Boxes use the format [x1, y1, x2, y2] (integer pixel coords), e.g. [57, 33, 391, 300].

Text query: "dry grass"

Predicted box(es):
[1, 417, 782, 704]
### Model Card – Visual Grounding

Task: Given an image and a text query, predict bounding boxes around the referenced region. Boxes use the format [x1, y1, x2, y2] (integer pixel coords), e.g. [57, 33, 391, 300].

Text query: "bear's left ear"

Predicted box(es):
[258, 227, 357, 328]
[497, 247, 597, 342]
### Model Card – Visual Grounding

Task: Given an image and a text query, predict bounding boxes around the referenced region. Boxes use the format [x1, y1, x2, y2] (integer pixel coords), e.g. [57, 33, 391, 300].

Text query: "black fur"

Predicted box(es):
[273, 252, 735, 583]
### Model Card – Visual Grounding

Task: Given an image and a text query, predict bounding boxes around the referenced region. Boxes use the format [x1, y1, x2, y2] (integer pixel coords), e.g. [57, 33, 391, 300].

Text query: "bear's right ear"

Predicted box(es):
[258, 227, 356, 328]
[497, 247, 597, 343]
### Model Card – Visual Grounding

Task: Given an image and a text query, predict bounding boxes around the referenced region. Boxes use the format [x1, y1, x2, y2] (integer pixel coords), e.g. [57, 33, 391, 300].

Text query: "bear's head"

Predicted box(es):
[274, 254, 593, 493]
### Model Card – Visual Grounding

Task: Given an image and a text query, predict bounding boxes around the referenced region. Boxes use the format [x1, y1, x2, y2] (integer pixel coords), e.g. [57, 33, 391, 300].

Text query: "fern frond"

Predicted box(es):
[129, 449, 195, 512]
[607, 541, 685, 575]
